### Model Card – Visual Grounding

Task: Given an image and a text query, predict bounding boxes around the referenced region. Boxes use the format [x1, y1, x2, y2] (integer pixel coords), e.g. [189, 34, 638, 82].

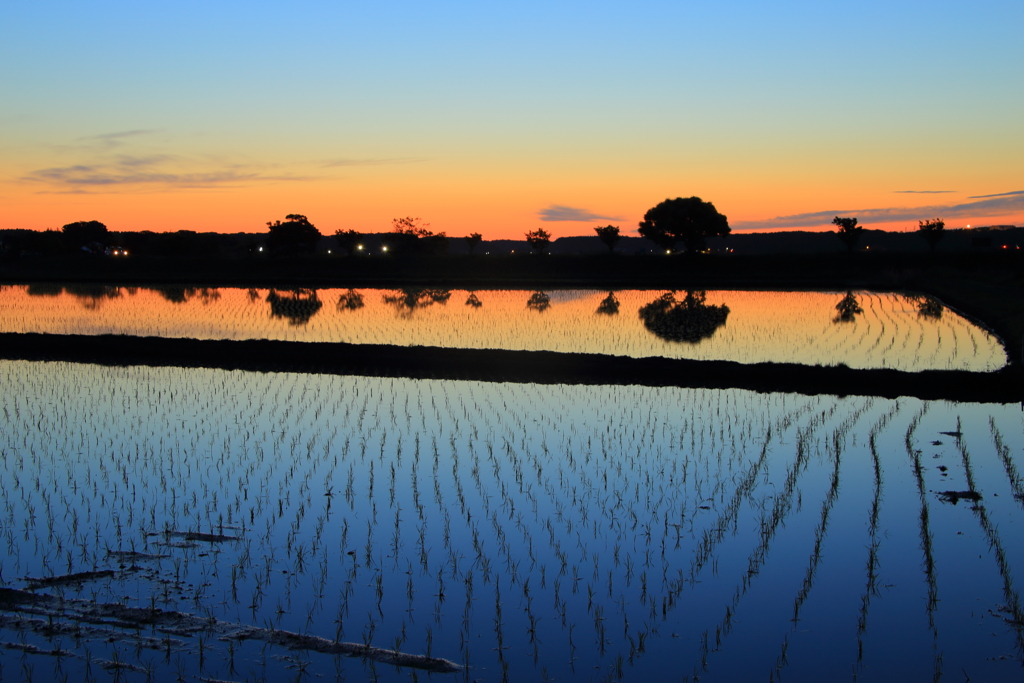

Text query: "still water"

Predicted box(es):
[1, 360, 1022, 681]
[0, 284, 1006, 371]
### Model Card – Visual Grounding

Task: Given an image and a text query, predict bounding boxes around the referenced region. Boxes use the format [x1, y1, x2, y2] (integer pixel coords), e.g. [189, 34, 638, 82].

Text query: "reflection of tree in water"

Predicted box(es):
[596, 291, 620, 315]
[337, 289, 365, 311]
[267, 289, 323, 325]
[465, 292, 482, 308]
[639, 291, 729, 343]
[26, 283, 65, 297]
[382, 288, 451, 318]
[65, 284, 123, 311]
[834, 291, 863, 323]
[904, 294, 943, 319]
[526, 291, 551, 312]
[157, 287, 222, 305]
[247, 288, 261, 302]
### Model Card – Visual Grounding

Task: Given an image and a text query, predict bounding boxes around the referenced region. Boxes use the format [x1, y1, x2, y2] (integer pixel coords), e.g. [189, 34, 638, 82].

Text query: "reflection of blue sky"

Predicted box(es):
[2, 361, 1022, 679]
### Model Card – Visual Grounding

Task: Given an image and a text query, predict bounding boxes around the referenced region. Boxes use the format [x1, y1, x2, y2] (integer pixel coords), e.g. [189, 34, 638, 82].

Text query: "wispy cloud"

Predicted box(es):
[538, 204, 623, 222]
[73, 129, 161, 150]
[733, 193, 1024, 231]
[893, 190, 957, 194]
[321, 157, 426, 167]
[967, 189, 1024, 199]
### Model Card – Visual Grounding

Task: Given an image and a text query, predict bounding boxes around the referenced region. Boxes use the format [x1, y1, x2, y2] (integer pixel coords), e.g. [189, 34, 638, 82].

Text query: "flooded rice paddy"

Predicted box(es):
[0, 284, 1006, 371]
[1, 360, 1022, 681]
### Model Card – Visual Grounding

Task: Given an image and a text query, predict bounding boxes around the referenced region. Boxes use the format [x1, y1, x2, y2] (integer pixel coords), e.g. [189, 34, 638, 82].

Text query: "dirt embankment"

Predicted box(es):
[0, 332, 1020, 403]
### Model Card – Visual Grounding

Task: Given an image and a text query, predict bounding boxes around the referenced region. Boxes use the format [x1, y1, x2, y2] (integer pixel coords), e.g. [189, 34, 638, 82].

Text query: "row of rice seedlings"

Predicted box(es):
[2, 359, 1022, 679]
[954, 423, 1024, 656]
[904, 404, 945, 679]
[4, 360, 831, 679]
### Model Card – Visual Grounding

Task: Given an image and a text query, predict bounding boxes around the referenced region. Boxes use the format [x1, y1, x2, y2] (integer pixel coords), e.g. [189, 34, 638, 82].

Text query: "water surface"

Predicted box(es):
[0, 284, 1005, 371]
[0, 360, 1021, 681]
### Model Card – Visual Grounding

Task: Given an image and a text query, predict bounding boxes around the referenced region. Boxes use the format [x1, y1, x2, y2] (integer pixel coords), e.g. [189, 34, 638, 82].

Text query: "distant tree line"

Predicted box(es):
[0, 198, 971, 263]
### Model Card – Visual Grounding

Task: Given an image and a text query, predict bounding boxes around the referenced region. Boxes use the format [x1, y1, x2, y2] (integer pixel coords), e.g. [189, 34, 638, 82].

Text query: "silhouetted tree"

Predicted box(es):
[266, 214, 321, 255]
[465, 292, 482, 307]
[917, 218, 945, 251]
[334, 229, 362, 256]
[832, 216, 863, 252]
[596, 292, 620, 315]
[638, 291, 730, 342]
[525, 229, 552, 255]
[337, 289, 365, 311]
[62, 220, 108, 248]
[638, 197, 729, 254]
[834, 291, 863, 322]
[267, 288, 323, 325]
[526, 291, 551, 311]
[386, 217, 448, 255]
[594, 225, 621, 253]
[464, 232, 483, 255]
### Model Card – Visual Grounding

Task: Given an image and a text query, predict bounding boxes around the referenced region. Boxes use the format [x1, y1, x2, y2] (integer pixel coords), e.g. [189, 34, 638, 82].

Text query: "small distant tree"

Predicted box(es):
[525, 228, 552, 255]
[392, 216, 432, 236]
[334, 229, 362, 256]
[387, 217, 448, 255]
[62, 220, 108, 248]
[917, 218, 945, 251]
[832, 216, 863, 252]
[266, 214, 321, 255]
[464, 232, 483, 255]
[594, 225, 621, 253]
[638, 197, 730, 254]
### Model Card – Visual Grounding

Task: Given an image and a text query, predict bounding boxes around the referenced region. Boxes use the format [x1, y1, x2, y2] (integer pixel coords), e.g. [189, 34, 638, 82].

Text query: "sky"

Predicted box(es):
[2, 1, 1022, 240]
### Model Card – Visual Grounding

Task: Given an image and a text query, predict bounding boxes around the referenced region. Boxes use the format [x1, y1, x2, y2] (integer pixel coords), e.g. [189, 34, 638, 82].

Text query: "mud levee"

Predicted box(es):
[0, 332, 1020, 404]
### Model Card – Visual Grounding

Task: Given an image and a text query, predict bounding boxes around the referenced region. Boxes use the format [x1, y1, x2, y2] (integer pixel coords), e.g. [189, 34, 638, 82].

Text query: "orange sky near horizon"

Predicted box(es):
[2, 2, 1021, 241]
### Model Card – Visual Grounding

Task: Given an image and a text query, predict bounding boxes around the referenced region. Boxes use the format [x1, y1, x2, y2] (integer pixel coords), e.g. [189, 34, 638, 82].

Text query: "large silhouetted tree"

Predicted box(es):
[594, 225, 621, 253]
[638, 197, 729, 253]
[917, 218, 945, 251]
[266, 214, 321, 255]
[832, 216, 863, 252]
[62, 220, 108, 248]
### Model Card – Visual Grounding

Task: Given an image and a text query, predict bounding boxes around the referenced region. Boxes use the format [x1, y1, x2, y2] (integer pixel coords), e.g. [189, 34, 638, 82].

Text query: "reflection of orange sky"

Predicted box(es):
[0, 285, 1004, 371]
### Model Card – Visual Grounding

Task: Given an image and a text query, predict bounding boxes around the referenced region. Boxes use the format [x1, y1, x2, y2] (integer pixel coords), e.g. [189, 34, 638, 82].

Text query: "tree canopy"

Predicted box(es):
[386, 217, 449, 255]
[333, 229, 362, 256]
[464, 232, 483, 255]
[917, 218, 945, 251]
[832, 216, 863, 252]
[525, 228, 552, 255]
[266, 214, 321, 255]
[594, 225, 621, 253]
[638, 197, 729, 253]
[61, 220, 108, 248]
